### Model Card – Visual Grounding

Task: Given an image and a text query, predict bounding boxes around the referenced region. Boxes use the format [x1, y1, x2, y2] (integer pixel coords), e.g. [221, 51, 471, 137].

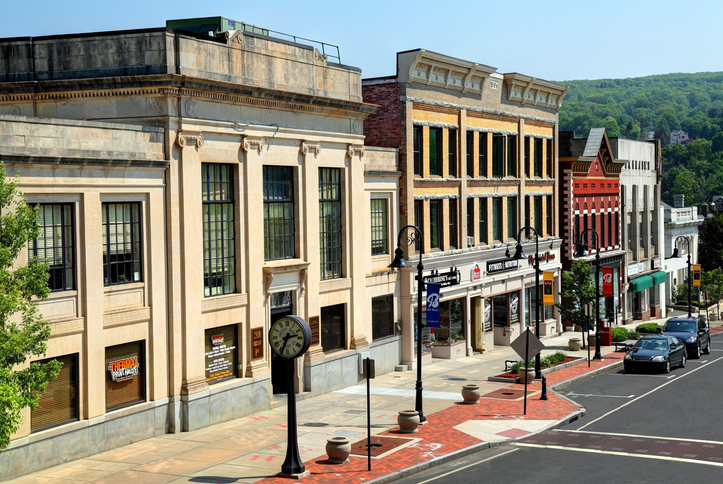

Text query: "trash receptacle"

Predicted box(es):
[599, 321, 612, 346]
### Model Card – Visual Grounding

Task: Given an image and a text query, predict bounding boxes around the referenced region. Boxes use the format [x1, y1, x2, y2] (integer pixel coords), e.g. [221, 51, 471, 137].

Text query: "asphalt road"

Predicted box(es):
[396, 345, 723, 484]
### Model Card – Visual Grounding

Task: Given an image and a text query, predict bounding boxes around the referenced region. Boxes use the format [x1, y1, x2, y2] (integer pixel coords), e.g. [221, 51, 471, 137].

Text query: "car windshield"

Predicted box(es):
[664, 321, 696, 332]
[637, 339, 668, 351]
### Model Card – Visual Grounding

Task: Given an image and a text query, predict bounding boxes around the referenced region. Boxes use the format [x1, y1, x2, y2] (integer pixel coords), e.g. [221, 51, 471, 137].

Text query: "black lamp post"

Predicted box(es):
[576, 228, 603, 360]
[508, 227, 543, 379]
[388, 225, 427, 423]
[668, 236, 692, 318]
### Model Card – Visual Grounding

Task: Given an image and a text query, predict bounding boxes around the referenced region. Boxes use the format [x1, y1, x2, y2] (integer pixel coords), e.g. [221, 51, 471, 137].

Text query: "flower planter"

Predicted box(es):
[325, 436, 351, 464]
[518, 367, 535, 383]
[568, 338, 582, 351]
[431, 341, 466, 359]
[461, 384, 481, 404]
[397, 410, 420, 433]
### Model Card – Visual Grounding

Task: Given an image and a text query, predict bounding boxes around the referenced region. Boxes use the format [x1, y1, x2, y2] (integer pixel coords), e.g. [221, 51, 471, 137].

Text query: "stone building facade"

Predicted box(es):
[0, 24, 400, 478]
[663, 195, 703, 307]
[362, 50, 567, 370]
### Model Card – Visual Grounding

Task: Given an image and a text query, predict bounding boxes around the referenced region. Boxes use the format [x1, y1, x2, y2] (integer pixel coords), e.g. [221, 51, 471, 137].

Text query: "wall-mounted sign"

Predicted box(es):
[309, 316, 320, 346]
[205, 325, 237, 383]
[653, 258, 661, 270]
[528, 252, 557, 265]
[487, 259, 518, 274]
[108, 356, 140, 382]
[425, 283, 441, 328]
[627, 264, 639, 277]
[252, 327, 264, 360]
[510, 292, 519, 324]
[693, 264, 701, 287]
[602, 267, 614, 297]
[471, 264, 481, 282]
[543, 271, 555, 305]
[417, 269, 461, 287]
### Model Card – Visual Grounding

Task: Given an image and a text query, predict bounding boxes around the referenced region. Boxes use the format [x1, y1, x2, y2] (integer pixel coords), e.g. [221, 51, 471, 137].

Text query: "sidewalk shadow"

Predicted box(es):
[190, 477, 246, 483]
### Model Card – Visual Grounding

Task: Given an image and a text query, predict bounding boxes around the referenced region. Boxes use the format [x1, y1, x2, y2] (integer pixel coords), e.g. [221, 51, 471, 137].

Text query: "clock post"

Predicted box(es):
[280, 356, 306, 478]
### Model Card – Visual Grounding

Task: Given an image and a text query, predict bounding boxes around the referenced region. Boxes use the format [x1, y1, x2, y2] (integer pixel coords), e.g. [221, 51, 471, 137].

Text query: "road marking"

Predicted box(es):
[554, 429, 723, 446]
[415, 448, 518, 483]
[565, 393, 634, 399]
[467, 370, 479, 373]
[576, 354, 723, 431]
[514, 443, 723, 467]
[711, 349, 723, 352]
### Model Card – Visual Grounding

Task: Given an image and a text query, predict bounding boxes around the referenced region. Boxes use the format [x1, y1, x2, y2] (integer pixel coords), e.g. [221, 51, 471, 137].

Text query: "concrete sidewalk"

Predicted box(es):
[5, 312, 721, 484]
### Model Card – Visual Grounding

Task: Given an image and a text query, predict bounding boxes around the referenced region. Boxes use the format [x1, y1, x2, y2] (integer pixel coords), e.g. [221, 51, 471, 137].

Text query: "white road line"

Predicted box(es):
[565, 393, 635, 399]
[576, 354, 723, 431]
[513, 443, 723, 467]
[711, 349, 723, 352]
[554, 429, 723, 445]
[416, 448, 518, 483]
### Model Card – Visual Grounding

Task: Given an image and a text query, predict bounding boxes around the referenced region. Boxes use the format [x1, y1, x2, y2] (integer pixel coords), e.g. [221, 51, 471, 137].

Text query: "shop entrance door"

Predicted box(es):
[271, 306, 293, 395]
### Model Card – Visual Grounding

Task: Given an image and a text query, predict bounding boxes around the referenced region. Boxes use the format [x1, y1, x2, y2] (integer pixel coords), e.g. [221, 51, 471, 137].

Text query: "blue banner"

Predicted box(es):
[426, 283, 441, 328]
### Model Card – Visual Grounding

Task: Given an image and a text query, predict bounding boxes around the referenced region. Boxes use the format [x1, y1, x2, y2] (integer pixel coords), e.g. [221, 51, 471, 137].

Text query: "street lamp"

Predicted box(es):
[388, 225, 427, 423]
[668, 236, 692, 318]
[508, 227, 543, 379]
[576, 229, 603, 361]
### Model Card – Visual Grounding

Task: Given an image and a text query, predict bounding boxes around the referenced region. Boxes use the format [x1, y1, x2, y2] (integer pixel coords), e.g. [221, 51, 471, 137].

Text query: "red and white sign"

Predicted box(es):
[602, 267, 614, 297]
[471, 264, 481, 282]
[211, 334, 224, 346]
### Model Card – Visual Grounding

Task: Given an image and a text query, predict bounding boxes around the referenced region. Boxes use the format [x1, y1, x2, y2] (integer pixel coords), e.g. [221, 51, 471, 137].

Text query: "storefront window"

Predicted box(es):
[321, 304, 345, 353]
[31, 354, 78, 432]
[432, 299, 464, 344]
[105, 341, 145, 411]
[493, 292, 519, 326]
[526, 286, 554, 326]
[204, 325, 238, 384]
[372, 295, 394, 340]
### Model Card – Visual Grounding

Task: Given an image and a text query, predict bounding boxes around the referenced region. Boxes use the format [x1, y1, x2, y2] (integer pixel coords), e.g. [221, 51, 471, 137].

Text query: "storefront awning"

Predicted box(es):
[630, 271, 667, 292]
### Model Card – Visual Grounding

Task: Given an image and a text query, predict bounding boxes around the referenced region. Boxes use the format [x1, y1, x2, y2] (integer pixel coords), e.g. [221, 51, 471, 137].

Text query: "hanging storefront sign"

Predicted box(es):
[487, 259, 518, 274]
[471, 264, 481, 282]
[693, 264, 701, 287]
[425, 283, 441, 328]
[418, 269, 461, 287]
[602, 267, 614, 297]
[543, 271, 555, 305]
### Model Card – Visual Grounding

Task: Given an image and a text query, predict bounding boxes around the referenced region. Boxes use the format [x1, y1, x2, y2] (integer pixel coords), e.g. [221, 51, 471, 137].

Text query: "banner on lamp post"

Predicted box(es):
[693, 264, 701, 287]
[543, 271, 555, 305]
[425, 283, 441, 328]
[602, 267, 613, 297]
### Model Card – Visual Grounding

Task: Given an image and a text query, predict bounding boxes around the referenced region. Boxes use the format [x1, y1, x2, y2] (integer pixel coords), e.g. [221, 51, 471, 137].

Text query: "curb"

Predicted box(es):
[549, 359, 624, 392]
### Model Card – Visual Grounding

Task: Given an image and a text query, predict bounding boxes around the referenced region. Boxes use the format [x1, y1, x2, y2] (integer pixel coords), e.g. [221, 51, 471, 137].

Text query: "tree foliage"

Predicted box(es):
[0, 162, 60, 449]
[699, 212, 723, 273]
[555, 259, 598, 330]
[701, 268, 723, 318]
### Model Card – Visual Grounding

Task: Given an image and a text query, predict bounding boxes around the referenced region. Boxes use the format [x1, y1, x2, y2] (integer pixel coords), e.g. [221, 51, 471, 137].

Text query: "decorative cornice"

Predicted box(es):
[225, 30, 243, 44]
[201, 294, 248, 312]
[320, 278, 352, 293]
[176, 132, 204, 148]
[503, 73, 568, 111]
[103, 307, 151, 328]
[412, 120, 459, 130]
[49, 318, 85, 336]
[242, 136, 265, 153]
[465, 126, 519, 136]
[300, 141, 321, 155]
[401, 96, 559, 125]
[347, 144, 365, 158]
[403, 50, 497, 96]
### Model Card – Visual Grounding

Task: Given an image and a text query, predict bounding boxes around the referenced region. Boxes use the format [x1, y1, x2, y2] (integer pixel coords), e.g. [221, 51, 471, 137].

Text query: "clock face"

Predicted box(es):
[269, 316, 312, 359]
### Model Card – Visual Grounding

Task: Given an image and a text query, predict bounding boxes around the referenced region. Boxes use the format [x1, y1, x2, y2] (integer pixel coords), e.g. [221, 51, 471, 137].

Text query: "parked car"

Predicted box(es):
[662, 317, 711, 358]
[624, 335, 687, 374]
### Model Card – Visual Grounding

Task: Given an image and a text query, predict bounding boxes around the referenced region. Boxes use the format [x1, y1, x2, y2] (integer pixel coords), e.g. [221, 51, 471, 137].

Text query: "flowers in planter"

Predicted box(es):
[509, 351, 569, 374]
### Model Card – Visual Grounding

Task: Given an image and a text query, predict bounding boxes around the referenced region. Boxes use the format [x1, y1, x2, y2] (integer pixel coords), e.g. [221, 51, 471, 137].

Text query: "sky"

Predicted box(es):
[3, 0, 722, 82]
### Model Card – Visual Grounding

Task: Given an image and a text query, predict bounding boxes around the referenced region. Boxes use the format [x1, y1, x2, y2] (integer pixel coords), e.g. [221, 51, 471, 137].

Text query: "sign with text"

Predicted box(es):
[417, 269, 461, 287]
[543, 271, 555, 305]
[252, 327, 264, 360]
[108, 356, 139, 382]
[693, 264, 701, 287]
[602, 267, 614, 297]
[471, 264, 481, 282]
[487, 259, 518, 274]
[528, 251, 557, 265]
[425, 283, 441, 328]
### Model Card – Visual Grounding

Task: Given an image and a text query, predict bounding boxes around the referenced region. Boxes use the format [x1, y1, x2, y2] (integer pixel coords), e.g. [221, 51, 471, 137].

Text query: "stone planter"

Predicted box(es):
[431, 341, 466, 359]
[325, 436, 351, 464]
[568, 338, 582, 351]
[461, 384, 481, 404]
[518, 367, 535, 383]
[397, 410, 420, 433]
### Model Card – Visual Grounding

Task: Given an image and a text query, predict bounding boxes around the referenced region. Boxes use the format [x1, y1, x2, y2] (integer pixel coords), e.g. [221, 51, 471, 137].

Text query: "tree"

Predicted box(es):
[0, 162, 60, 449]
[556, 259, 598, 332]
[699, 212, 723, 272]
[701, 268, 723, 319]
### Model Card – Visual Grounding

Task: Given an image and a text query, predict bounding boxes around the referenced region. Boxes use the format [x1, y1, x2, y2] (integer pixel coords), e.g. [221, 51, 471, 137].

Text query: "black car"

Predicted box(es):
[624, 335, 687, 374]
[662, 317, 711, 358]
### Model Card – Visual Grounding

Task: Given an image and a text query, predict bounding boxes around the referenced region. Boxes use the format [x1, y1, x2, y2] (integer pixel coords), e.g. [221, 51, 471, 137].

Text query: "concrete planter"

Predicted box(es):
[326, 436, 351, 464]
[568, 338, 582, 351]
[397, 410, 420, 433]
[518, 367, 535, 383]
[461, 384, 481, 404]
[431, 341, 466, 359]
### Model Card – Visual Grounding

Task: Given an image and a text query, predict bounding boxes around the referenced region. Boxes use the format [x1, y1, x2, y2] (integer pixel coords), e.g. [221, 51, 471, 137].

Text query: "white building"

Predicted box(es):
[663, 194, 703, 307]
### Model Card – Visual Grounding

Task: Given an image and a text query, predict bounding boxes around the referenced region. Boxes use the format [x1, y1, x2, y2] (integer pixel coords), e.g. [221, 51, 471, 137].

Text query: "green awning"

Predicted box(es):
[651, 271, 667, 286]
[630, 275, 653, 292]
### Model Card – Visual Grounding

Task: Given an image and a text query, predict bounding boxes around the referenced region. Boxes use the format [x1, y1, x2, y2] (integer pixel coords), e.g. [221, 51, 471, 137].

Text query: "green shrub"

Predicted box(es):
[511, 351, 568, 373]
[612, 328, 640, 342]
[628, 330, 640, 339]
[635, 323, 662, 334]
[509, 360, 534, 374]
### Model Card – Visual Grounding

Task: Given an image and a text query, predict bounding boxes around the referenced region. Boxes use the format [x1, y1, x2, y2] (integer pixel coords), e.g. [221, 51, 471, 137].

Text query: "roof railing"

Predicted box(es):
[237, 22, 340, 64]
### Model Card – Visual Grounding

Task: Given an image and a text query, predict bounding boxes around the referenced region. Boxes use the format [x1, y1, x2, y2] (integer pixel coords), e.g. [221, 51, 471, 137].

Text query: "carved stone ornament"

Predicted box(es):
[264, 272, 275, 298]
[242, 137, 266, 153]
[225, 30, 243, 44]
[176, 132, 204, 148]
[300, 267, 308, 295]
[347, 144, 365, 158]
[300, 142, 321, 156]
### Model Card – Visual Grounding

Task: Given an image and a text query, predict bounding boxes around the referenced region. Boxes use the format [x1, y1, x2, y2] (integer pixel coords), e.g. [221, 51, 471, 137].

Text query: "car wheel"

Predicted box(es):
[692, 344, 701, 359]
[680, 352, 687, 368]
[704, 340, 711, 355]
[664, 359, 671, 374]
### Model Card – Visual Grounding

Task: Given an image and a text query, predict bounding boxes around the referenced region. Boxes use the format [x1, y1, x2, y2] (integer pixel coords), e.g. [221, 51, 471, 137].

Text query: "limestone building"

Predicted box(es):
[362, 50, 567, 370]
[0, 21, 400, 478]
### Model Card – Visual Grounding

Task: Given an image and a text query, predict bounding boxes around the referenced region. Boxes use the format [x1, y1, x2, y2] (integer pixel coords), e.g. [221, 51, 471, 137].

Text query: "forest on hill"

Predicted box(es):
[558, 72, 723, 205]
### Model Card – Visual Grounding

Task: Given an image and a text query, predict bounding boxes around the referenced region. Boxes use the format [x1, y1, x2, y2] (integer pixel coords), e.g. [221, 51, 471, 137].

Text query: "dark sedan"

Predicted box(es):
[662, 317, 711, 358]
[624, 336, 687, 374]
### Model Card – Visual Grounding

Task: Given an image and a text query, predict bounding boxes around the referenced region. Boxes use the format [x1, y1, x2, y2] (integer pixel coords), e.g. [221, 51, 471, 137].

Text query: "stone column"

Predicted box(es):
[347, 144, 369, 350]
[147, 190, 168, 405]
[460, 109, 468, 244]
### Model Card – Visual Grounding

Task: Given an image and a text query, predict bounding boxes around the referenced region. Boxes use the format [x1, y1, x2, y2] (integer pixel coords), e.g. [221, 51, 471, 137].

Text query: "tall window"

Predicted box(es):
[30, 204, 74, 292]
[105, 341, 145, 411]
[372, 295, 394, 340]
[608, 212, 613, 248]
[479, 198, 488, 244]
[414, 200, 423, 251]
[430, 200, 442, 249]
[492, 198, 503, 242]
[448, 129, 458, 177]
[371, 199, 388, 256]
[202, 164, 235, 297]
[31, 354, 78, 432]
[507, 197, 517, 242]
[534, 196, 543, 235]
[467, 198, 475, 245]
[546, 139, 553, 178]
[102, 203, 142, 286]
[466, 131, 474, 177]
[600, 209, 606, 249]
[524, 196, 531, 236]
[449, 199, 458, 249]
[615, 212, 620, 247]
[479, 132, 488, 177]
[546, 195, 553, 237]
[319, 168, 342, 280]
[534, 138, 543, 177]
[525, 137, 531, 178]
[321, 303, 345, 353]
[507, 135, 517, 177]
[492, 134, 505, 177]
[429, 128, 442, 176]
[264, 166, 295, 261]
[413, 127, 422, 176]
